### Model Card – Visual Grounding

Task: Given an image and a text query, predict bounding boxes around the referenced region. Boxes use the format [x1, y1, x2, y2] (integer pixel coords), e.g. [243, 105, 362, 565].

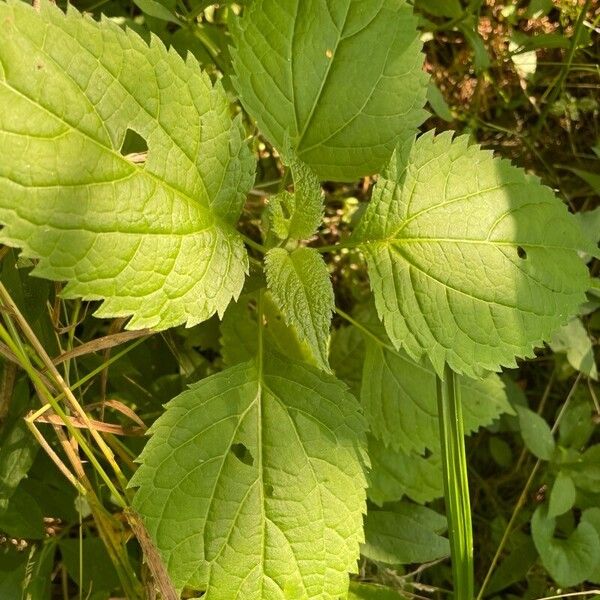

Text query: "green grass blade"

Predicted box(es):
[437, 364, 474, 599]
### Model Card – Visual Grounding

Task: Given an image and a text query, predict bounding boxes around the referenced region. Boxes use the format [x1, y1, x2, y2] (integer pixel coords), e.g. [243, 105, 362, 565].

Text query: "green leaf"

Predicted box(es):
[1, 249, 49, 326]
[329, 324, 365, 397]
[267, 155, 323, 241]
[360, 331, 512, 453]
[566, 444, 600, 494]
[548, 471, 576, 519]
[0, 419, 38, 511]
[559, 391, 595, 449]
[0, 485, 44, 539]
[0, 543, 54, 600]
[59, 537, 120, 597]
[565, 167, 600, 197]
[489, 436, 513, 468]
[133, 0, 183, 24]
[220, 289, 315, 367]
[367, 435, 443, 505]
[573, 206, 600, 262]
[265, 247, 334, 371]
[353, 131, 590, 377]
[526, 0, 554, 19]
[582, 508, 600, 584]
[486, 538, 538, 596]
[550, 318, 598, 380]
[415, 0, 462, 18]
[1, 250, 56, 354]
[459, 21, 491, 72]
[131, 354, 367, 596]
[511, 31, 570, 51]
[232, 0, 428, 181]
[362, 502, 449, 565]
[532, 504, 600, 587]
[348, 581, 408, 600]
[426, 81, 453, 122]
[0, 1, 255, 330]
[515, 406, 555, 461]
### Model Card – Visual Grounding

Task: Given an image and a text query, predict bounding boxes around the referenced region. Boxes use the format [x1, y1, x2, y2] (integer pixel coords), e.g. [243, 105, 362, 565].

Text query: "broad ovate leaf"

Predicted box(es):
[362, 502, 449, 565]
[353, 131, 591, 377]
[343, 309, 513, 453]
[131, 354, 367, 598]
[360, 324, 512, 453]
[532, 504, 600, 587]
[367, 436, 443, 506]
[265, 247, 334, 371]
[232, 0, 428, 181]
[0, 1, 255, 330]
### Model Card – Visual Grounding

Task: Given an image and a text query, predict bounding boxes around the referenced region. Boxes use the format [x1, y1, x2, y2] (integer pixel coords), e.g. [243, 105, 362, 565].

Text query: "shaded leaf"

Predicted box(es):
[348, 581, 408, 599]
[551, 318, 598, 380]
[415, 0, 462, 18]
[426, 81, 453, 122]
[60, 537, 120, 597]
[0, 419, 38, 511]
[532, 504, 600, 587]
[367, 435, 443, 505]
[361, 332, 512, 453]
[548, 471, 576, 519]
[0, 485, 44, 539]
[515, 406, 555, 461]
[265, 247, 334, 370]
[486, 538, 538, 596]
[582, 508, 600, 584]
[362, 502, 449, 565]
[459, 21, 491, 71]
[133, 0, 182, 24]
[353, 132, 590, 377]
[220, 290, 313, 367]
[232, 0, 428, 181]
[559, 391, 595, 449]
[566, 444, 600, 494]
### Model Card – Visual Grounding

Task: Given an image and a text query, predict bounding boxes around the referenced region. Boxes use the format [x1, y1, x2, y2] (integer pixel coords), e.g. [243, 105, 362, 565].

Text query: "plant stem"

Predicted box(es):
[241, 233, 268, 254]
[437, 364, 474, 600]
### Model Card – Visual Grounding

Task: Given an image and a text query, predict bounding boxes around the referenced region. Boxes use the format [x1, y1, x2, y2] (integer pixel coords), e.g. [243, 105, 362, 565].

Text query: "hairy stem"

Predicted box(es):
[437, 364, 474, 600]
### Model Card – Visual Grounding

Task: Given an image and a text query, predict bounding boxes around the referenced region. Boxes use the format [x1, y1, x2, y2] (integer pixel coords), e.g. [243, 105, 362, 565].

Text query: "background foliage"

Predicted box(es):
[0, 0, 598, 599]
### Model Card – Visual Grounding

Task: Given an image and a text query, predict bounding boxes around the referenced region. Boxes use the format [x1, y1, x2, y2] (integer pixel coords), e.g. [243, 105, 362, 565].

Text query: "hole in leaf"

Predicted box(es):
[230, 443, 254, 467]
[517, 246, 527, 259]
[120, 128, 148, 162]
[264, 484, 274, 498]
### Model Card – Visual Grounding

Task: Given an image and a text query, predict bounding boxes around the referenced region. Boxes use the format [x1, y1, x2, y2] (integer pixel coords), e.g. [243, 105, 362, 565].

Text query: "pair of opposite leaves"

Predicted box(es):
[0, 0, 592, 598]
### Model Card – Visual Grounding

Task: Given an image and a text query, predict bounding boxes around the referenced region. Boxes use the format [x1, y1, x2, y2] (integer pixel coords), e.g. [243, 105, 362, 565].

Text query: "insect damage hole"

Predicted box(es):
[121, 128, 148, 164]
[230, 443, 255, 467]
[516, 246, 527, 260]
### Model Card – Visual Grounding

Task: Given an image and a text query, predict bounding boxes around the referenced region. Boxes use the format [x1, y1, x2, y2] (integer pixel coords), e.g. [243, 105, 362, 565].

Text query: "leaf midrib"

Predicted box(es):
[294, 2, 352, 151]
